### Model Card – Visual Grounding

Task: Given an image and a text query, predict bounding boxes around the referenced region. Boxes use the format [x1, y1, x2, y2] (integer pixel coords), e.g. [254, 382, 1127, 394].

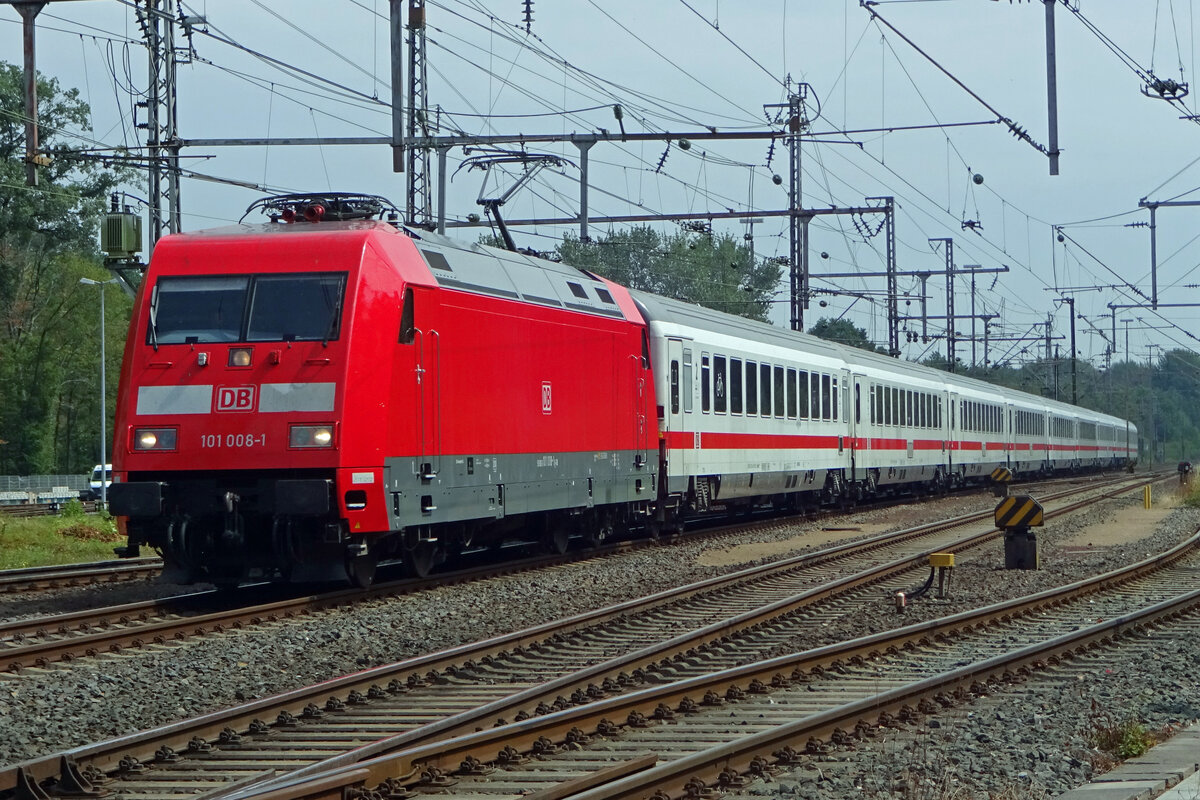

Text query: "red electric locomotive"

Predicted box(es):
[109, 194, 657, 586]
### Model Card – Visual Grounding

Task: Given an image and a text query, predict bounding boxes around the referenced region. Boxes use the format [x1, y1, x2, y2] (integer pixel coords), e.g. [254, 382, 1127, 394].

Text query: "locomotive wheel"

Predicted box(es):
[543, 526, 571, 555]
[345, 553, 379, 588]
[404, 541, 439, 579]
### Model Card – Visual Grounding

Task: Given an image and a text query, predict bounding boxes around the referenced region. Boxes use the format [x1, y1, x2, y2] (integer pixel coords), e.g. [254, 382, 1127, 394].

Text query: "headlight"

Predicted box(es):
[289, 424, 335, 448]
[134, 427, 177, 451]
[228, 348, 253, 367]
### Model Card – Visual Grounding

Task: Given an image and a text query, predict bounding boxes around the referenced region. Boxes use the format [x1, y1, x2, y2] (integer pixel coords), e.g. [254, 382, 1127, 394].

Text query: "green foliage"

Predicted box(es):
[0, 61, 135, 474]
[0, 62, 130, 253]
[556, 225, 782, 322]
[807, 318, 888, 353]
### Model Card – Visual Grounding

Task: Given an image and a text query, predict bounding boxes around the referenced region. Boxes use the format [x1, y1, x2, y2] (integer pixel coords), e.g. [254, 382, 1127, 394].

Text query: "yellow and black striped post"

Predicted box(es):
[990, 466, 1013, 497]
[995, 494, 1043, 570]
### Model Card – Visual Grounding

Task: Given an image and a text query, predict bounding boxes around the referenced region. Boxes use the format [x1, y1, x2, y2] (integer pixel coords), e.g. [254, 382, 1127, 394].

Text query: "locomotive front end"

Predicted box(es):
[110, 218, 397, 587]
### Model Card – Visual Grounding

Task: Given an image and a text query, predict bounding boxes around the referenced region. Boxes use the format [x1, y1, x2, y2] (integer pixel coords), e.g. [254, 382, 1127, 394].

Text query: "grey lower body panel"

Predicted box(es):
[386, 450, 654, 530]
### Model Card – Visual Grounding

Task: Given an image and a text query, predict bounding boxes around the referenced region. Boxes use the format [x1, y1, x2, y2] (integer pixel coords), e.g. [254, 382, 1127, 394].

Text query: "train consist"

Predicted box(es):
[108, 193, 1138, 586]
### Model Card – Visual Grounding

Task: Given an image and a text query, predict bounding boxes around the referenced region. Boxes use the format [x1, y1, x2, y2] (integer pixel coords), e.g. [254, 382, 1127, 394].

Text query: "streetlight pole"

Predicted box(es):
[80, 277, 118, 506]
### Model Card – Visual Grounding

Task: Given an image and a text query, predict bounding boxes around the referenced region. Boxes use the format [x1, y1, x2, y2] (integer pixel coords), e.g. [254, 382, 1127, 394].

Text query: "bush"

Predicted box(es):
[60, 498, 86, 518]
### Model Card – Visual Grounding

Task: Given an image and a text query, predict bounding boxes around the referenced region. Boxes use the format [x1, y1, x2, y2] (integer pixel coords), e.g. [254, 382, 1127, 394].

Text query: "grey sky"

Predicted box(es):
[4, 1, 1198, 367]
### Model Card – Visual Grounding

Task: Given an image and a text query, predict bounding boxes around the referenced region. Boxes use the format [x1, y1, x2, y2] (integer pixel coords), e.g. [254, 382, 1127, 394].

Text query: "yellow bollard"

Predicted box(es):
[1144, 485, 1153, 509]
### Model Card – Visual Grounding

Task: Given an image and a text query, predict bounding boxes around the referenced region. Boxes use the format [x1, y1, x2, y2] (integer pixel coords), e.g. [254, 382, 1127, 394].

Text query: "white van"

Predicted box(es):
[88, 464, 112, 500]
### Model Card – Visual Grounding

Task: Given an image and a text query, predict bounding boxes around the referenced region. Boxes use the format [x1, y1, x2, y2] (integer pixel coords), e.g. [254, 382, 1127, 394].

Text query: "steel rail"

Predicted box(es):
[0, 558, 162, 594]
[3, 474, 1151, 800]
[210, 473, 1164, 797]
[239, 496, 1200, 800]
[0, 474, 1127, 671]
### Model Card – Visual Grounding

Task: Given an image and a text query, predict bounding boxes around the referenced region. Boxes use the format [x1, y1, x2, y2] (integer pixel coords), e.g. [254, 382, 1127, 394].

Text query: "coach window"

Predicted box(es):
[701, 354, 711, 413]
[821, 374, 832, 420]
[669, 360, 680, 414]
[745, 360, 758, 415]
[760, 363, 772, 418]
[832, 377, 839, 421]
[730, 359, 743, 414]
[855, 383, 861, 424]
[811, 374, 821, 422]
[786, 368, 798, 419]
[798, 370, 810, 418]
[773, 366, 786, 417]
[682, 350, 694, 413]
[892, 387, 901, 427]
[713, 355, 727, 413]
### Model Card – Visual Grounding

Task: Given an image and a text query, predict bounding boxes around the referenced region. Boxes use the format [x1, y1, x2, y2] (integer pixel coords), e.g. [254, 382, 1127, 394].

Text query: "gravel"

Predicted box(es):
[731, 494, 1200, 800]
[1, 478, 1195, 800]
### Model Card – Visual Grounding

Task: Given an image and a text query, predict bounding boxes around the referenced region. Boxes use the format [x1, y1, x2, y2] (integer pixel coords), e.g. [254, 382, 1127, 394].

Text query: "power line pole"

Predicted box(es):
[1056, 296, 1077, 404]
[867, 195, 900, 356]
[929, 238, 955, 370]
[406, 0, 432, 227]
[13, 2, 46, 187]
[139, 0, 182, 246]
[785, 86, 809, 332]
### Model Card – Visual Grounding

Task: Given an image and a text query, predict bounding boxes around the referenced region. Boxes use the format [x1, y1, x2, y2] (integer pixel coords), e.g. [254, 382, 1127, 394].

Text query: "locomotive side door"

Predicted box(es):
[410, 285, 441, 480]
[633, 329, 650, 470]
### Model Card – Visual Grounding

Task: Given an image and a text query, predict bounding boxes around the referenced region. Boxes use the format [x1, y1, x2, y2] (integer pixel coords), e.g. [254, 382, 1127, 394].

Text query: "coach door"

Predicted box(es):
[850, 372, 865, 481]
[946, 390, 958, 475]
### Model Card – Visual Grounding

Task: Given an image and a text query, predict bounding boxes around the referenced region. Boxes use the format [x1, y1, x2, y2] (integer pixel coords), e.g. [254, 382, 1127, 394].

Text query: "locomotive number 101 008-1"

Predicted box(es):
[201, 433, 268, 449]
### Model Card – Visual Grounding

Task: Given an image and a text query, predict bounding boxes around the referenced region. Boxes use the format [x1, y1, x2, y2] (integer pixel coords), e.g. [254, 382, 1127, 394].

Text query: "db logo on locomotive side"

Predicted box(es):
[541, 381, 552, 415]
[216, 385, 257, 412]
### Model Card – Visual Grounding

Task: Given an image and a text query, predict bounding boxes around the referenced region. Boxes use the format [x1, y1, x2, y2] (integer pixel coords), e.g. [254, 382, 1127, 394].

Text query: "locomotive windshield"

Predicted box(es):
[148, 273, 346, 345]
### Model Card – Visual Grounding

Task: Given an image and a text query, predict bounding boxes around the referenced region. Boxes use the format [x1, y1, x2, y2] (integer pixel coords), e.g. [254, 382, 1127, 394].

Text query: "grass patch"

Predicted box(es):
[1086, 700, 1160, 762]
[1181, 480, 1200, 508]
[0, 508, 121, 570]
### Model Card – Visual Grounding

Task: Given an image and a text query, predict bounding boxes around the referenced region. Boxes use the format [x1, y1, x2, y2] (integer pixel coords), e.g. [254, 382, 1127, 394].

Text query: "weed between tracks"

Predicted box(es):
[0, 502, 119, 569]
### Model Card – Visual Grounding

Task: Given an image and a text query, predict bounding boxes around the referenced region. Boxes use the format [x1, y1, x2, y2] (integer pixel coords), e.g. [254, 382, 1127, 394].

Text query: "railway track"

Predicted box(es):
[341, 518, 1200, 800]
[0, 558, 162, 595]
[0, 472, 1107, 603]
[0, 472, 1138, 672]
[1, 472, 1158, 800]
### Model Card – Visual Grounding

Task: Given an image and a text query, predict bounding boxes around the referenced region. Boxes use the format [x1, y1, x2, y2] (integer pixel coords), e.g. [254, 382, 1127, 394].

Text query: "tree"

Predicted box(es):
[807, 318, 887, 353]
[0, 62, 134, 474]
[0, 62, 126, 253]
[556, 225, 781, 322]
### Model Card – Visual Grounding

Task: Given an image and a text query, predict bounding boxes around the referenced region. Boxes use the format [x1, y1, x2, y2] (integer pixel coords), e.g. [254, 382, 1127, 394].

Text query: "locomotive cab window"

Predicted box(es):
[149, 275, 248, 344]
[247, 273, 346, 342]
[149, 273, 348, 345]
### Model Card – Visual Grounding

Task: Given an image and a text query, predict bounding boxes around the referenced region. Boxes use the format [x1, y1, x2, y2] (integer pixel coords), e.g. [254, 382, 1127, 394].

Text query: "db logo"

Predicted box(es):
[216, 385, 257, 412]
[541, 381, 552, 415]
